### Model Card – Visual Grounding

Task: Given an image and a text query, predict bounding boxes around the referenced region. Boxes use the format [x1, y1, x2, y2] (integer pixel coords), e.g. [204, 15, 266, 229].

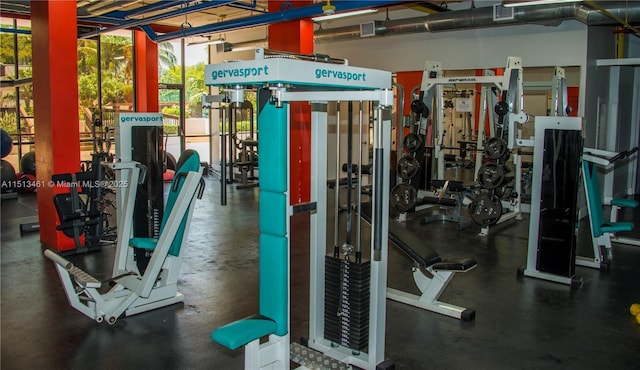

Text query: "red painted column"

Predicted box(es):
[31, 0, 81, 251]
[396, 71, 423, 153]
[134, 31, 159, 112]
[268, 0, 314, 205]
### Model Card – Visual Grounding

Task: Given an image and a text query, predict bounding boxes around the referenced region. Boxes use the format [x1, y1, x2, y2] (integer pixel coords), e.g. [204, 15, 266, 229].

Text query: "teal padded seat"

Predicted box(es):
[211, 315, 277, 351]
[583, 161, 634, 237]
[129, 150, 201, 257]
[211, 234, 288, 349]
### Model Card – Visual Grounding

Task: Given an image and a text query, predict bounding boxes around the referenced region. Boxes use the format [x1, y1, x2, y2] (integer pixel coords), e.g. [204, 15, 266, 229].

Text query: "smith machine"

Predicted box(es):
[207, 48, 395, 369]
[393, 57, 525, 235]
[203, 94, 258, 206]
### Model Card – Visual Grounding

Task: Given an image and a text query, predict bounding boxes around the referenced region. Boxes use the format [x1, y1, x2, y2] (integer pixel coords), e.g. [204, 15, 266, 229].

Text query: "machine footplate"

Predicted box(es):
[290, 342, 349, 370]
[68, 266, 101, 288]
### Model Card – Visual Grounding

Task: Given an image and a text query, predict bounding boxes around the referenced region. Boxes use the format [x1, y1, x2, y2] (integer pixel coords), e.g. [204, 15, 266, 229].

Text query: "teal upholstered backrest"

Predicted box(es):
[583, 161, 604, 237]
[162, 149, 200, 256]
[257, 97, 288, 336]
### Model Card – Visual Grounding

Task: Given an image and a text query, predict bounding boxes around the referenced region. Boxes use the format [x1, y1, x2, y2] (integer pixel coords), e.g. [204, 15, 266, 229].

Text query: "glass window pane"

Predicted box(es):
[100, 32, 133, 113]
[78, 38, 99, 162]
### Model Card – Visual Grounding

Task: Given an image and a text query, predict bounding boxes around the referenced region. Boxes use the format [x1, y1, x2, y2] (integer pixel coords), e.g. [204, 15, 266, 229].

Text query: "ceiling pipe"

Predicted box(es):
[78, 0, 142, 18]
[149, 0, 408, 43]
[314, 2, 640, 43]
[79, 0, 242, 39]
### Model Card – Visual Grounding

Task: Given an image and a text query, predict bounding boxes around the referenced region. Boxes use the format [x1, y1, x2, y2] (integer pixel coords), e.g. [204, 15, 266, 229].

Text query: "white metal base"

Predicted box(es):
[575, 256, 607, 270]
[244, 335, 289, 370]
[522, 268, 582, 287]
[387, 266, 475, 321]
[612, 236, 640, 247]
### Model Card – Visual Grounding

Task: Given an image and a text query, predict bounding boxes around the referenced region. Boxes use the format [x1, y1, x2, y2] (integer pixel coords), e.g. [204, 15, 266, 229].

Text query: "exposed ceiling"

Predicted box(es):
[2, 1, 638, 45]
[0, 0, 452, 42]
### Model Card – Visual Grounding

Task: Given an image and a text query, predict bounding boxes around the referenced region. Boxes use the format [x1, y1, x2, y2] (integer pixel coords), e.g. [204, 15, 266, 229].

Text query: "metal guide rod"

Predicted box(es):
[221, 106, 227, 206]
[262, 48, 346, 65]
[345, 101, 353, 248]
[373, 105, 384, 262]
[333, 102, 341, 257]
[228, 103, 235, 184]
[356, 101, 363, 262]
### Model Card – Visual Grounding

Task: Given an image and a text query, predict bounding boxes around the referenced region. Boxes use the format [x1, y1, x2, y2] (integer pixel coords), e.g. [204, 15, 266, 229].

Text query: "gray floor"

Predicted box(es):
[1, 176, 640, 370]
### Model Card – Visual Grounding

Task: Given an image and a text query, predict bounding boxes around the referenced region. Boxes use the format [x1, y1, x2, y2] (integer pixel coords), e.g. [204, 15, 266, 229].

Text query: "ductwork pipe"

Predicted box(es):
[315, 2, 640, 43]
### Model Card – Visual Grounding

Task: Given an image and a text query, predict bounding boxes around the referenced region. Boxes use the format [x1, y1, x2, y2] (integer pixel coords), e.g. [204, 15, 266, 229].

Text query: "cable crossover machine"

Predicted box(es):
[206, 48, 395, 370]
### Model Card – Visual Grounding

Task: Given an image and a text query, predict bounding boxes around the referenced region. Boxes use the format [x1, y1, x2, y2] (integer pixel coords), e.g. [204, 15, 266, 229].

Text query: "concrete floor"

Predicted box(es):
[1, 176, 640, 370]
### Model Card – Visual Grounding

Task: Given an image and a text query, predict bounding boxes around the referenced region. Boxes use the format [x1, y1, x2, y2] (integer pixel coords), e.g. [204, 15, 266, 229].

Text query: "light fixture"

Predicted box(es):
[188, 37, 226, 47]
[503, 0, 581, 7]
[311, 8, 378, 22]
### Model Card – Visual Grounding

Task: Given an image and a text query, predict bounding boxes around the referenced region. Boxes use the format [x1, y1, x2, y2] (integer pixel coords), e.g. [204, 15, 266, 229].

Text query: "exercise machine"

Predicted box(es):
[115, 112, 165, 272]
[44, 150, 205, 324]
[517, 116, 583, 286]
[50, 109, 116, 253]
[401, 57, 525, 235]
[577, 147, 638, 269]
[360, 203, 476, 321]
[208, 48, 394, 369]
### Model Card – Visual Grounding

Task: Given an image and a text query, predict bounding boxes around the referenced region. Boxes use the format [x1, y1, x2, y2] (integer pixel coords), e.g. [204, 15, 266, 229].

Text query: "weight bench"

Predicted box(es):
[578, 160, 637, 270]
[361, 203, 476, 321]
[44, 150, 205, 324]
[419, 179, 473, 230]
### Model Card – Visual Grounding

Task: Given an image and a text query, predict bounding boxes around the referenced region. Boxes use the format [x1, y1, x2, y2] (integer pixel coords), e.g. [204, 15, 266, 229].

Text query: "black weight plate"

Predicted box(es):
[494, 101, 509, 116]
[397, 155, 420, 180]
[410, 100, 429, 116]
[477, 163, 505, 190]
[484, 137, 508, 160]
[390, 183, 417, 213]
[470, 194, 503, 226]
[403, 133, 423, 153]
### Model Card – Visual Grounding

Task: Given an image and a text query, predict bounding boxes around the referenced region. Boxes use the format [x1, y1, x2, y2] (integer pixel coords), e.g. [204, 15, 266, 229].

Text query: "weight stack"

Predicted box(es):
[324, 255, 370, 351]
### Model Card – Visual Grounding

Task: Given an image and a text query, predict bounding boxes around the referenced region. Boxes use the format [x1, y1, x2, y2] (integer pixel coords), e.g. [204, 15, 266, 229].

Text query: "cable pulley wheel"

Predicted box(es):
[477, 162, 506, 190]
[403, 133, 423, 153]
[484, 137, 509, 160]
[397, 155, 420, 180]
[470, 194, 503, 226]
[390, 183, 417, 213]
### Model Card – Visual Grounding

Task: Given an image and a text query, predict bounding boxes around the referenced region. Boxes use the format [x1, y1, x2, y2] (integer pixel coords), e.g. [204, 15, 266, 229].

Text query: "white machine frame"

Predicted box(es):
[44, 161, 204, 324]
[519, 116, 583, 286]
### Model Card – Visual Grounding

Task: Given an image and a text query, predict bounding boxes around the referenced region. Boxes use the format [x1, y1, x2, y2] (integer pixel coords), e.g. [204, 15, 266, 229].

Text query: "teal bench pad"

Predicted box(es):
[211, 315, 277, 350]
[610, 198, 639, 208]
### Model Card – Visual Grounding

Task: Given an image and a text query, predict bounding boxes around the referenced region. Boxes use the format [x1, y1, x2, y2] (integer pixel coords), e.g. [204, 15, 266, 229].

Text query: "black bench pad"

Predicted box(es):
[432, 258, 477, 271]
